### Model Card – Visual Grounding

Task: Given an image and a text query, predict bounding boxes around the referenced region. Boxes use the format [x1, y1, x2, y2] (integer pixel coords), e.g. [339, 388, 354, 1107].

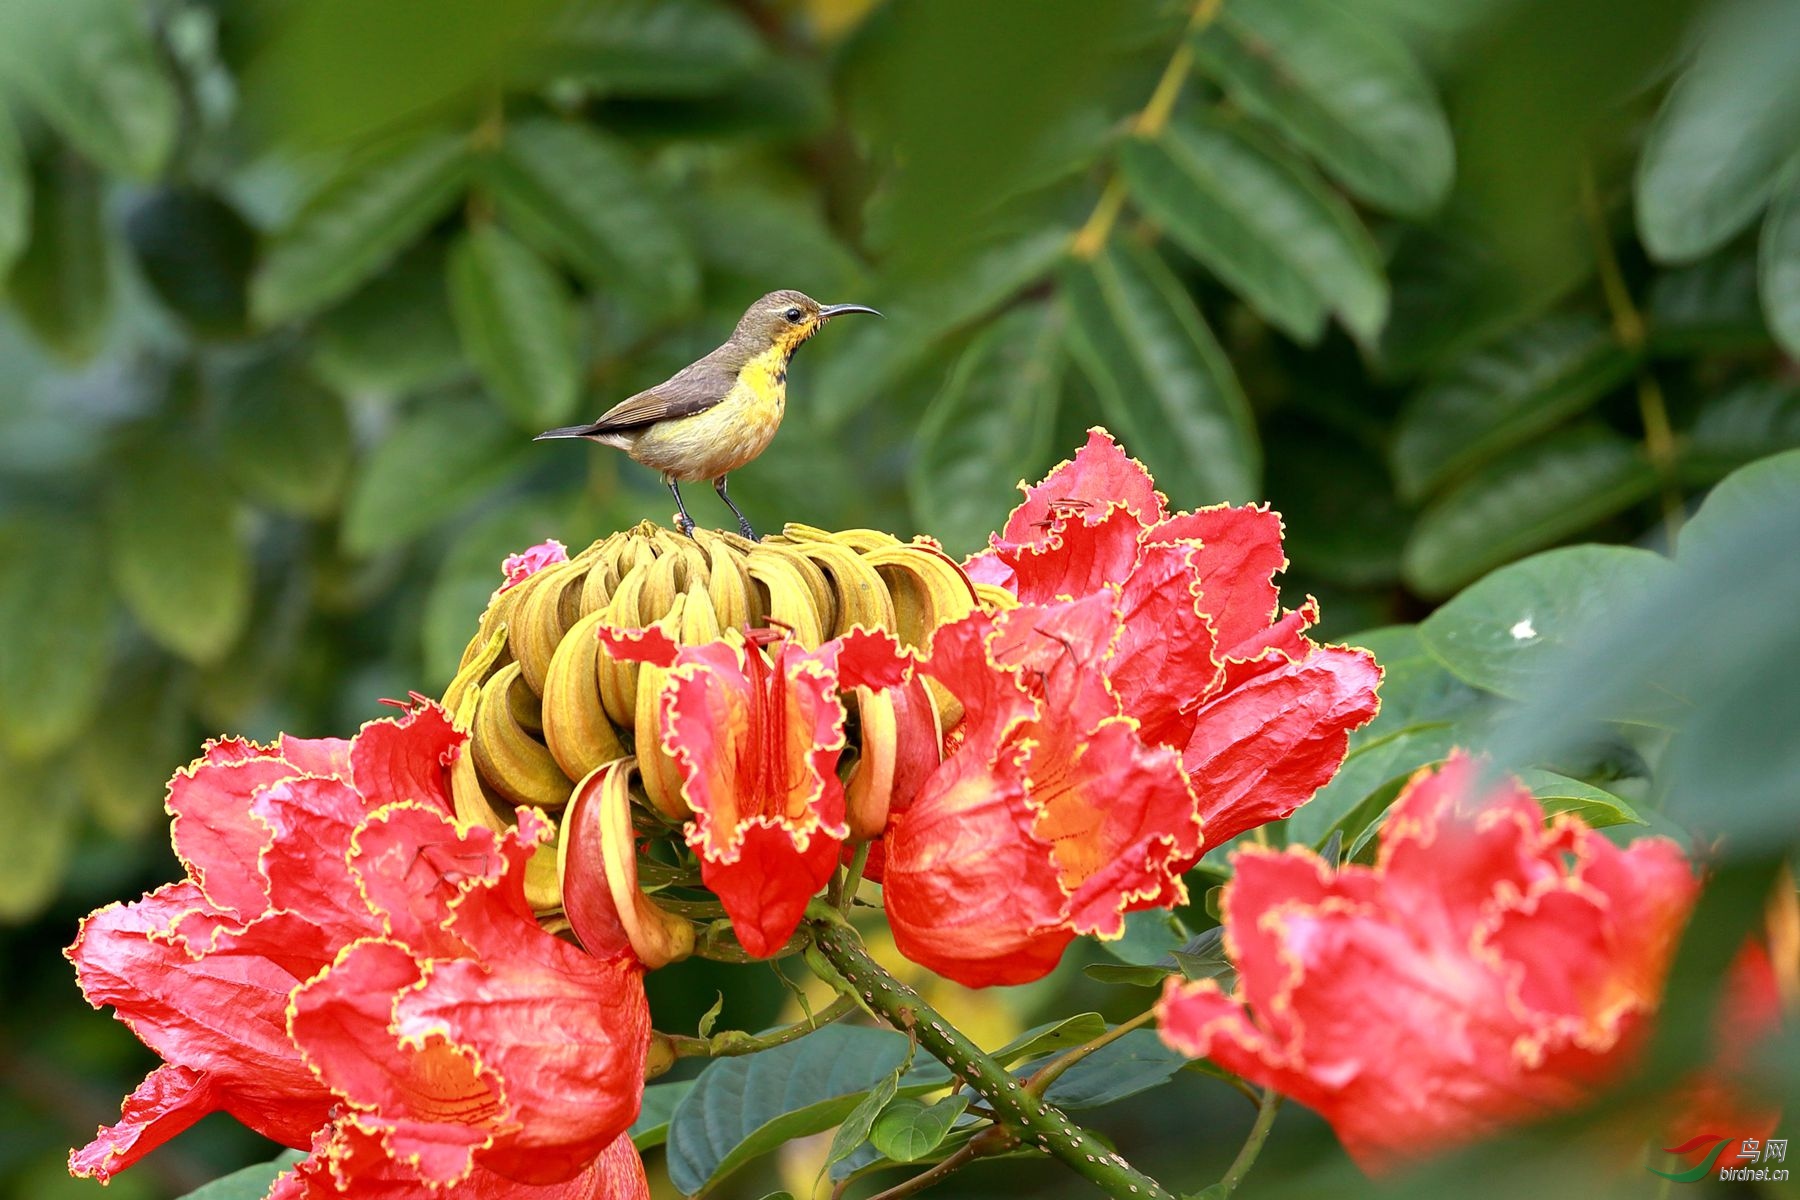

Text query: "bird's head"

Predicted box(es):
[734, 289, 881, 356]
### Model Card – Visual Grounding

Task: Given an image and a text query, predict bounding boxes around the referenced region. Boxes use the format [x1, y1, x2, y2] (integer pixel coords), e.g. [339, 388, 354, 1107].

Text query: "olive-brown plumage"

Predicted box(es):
[535, 289, 879, 539]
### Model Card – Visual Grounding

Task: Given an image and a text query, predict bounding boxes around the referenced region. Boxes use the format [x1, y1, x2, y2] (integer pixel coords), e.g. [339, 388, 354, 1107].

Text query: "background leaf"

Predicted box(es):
[1059, 241, 1259, 506]
[9, 152, 111, 360]
[0, 111, 30, 282]
[216, 354, 353, 517]
[0, 515, 112, 760]
[1757, 170, 1800, 358]
[448, 223, 580, 428]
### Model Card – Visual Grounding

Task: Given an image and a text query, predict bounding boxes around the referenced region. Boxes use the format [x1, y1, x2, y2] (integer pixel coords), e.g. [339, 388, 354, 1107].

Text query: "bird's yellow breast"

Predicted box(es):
[627, 346, 789, 482]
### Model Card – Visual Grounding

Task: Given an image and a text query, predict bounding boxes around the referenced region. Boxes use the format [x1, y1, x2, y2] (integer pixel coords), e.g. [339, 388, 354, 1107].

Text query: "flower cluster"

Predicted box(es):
[68, 707, 651, 1199]
[1157, 752, 1781, 1172]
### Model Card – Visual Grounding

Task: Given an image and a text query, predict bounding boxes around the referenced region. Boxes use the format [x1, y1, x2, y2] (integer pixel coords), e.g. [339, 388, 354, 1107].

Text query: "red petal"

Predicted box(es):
[500, 539, 571, 593]
[165, 748, 289, 921]
[1108, 542, 1221, 747]
[816, 626, 912, 691]
[275, 734, 353, 779]
[698, 819, 840, 957]
[1002, 502, 1146, 605]
[349, 704, 462, 814]
[998, 429, 1164, 548]
[348, 802, 510, 957]
[1149, 506, 1286, 655]
[596, 623, 680, 667]
[70, 1064, 217, 1182]
[1182, 647, 1382, 851]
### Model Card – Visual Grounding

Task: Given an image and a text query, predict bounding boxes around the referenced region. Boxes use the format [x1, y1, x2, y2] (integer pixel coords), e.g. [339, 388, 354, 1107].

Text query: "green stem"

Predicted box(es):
[1024, 1008, 1156, 1097]
[1216, 1089, 1281, 1196]
[664, 992, 860, 1059]
[839, 842, 872, 910]
[861, 1138, 984, 1200]
[809, 918, 1178, 1200]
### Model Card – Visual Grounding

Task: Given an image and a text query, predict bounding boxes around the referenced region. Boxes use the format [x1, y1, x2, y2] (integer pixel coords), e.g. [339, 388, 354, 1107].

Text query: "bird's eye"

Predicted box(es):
[783, 307, 804, 323]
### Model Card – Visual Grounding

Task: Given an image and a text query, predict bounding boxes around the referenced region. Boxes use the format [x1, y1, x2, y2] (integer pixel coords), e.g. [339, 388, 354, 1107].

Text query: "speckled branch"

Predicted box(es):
[809, 917, 1177, 1200]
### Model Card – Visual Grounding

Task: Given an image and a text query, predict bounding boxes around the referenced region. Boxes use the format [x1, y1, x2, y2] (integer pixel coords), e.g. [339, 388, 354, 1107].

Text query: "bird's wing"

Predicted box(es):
[586, 351, 743, 432]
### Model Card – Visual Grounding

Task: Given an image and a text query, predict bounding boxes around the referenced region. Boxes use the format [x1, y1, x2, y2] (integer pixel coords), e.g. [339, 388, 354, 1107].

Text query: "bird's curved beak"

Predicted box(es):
[818, 303, 882, 320]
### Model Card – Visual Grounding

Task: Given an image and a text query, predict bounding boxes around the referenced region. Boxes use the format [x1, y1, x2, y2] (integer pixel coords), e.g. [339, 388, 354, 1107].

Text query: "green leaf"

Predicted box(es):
[0, 110, 29, 282]
[696, 992, 725, 1039]
[0, 756, 78, 921]
[1515, 768, 1643, 828]
[665, 1025, 945, 1195]
[1634, 0, 1800, 263]
[524, 0, 765, 96]
[678, 183, 863, 300]
[75, 655, 187, 837]
[1759, 171, 1800, 359]
[1288, 624, 1489, 847]
[1391, 314, 1636, 501]
[1418, 544, 1674, 713]
[1191, 0, 1454, 217]
[825, 1042, 911, 1173]
[485, 118, 697, 315]
[106, 431, 252, 665]
[312, 238, 466, 396]
[1043, 1029, 1188, 1110]
[813, 226, 1067, 430]
[1121, 115, 1387, 344]
[217, 356, 353, 517]
[252, 129, 471, 325]
[630, 1079, 695, 1151]
[0, 0, 177, 179]
[1647, 249, 1769, 354]
[0, 516, 112, 760]
[909, 302, 1062, 556]
[1099, 910, 1186, 966]
[9, 152, 111, 361]
[1059, 241, 1259, 506]
[341, 391, 531, 557]
[1401, 427, 1660, 597]
[448, 223, 580, 428]
[125, 189, 257, 338]
[174, 1151, 307, 1200]
[992, 1013, 1110, 1067]
[1679, 444, 1800, 556]
[1681, 380, 1800, 482]
[870, 1095, 970, 1164]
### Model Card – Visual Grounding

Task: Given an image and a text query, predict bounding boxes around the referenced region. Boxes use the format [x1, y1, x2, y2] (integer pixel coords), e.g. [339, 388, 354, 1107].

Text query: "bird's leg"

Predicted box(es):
[665, 476, 697, 537]
[714, 476, 757, 541]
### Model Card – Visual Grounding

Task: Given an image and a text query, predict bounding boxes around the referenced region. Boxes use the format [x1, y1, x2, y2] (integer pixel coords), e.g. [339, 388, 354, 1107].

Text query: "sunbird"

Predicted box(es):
[535, 290, 880, 540]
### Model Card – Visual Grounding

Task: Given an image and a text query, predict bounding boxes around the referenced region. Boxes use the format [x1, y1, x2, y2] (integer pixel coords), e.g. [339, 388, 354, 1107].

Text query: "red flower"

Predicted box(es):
[597, 625, 909, 957]
[1156, 753, 1709, 1173]
[876, 432, 1380, 986]
[499, 539, 570, 593]
[68, 706, 650, 1198]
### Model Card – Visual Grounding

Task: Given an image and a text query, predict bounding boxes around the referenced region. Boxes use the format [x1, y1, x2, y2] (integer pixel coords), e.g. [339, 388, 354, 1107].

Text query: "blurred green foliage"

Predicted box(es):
[2, 0, 1797, 1196]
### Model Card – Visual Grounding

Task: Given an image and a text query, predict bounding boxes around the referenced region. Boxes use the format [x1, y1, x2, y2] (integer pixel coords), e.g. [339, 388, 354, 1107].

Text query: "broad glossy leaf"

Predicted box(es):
[0, 0, 177, 179]
[525, 0, 765, 95]
[1391, 314, 1636, 501]
[174, 1151, 307, 1200]
[1516, 768, 1643, 828]
[814, 226, 1067, 429]
[909, 302, 1062, 556]
[1122, 115, 1387, 343]
[485, 118, 697, 315]
[1289, 625, 1489, 846]
[106, 431, 251, 665]
[252, 129, 471, 325]
[1099, 910, 1186, 966]
[1043, 1030, 1187, 1110]
[1267, 427, 1408, 587]
[630, 1080, 695, 1150]
[1759, 172, 1800, 359]
[665, 1025, 946, 1195]
[870, 1095, 970, 1164]
[10, 152, 111, 361]
[1418, 544, 1673, 712]
[216, 356, 352, 517]
[1647, 249, 1769, 354]
[1401, 427, 1659, 596]
[1191, 0, 1454, 217]
[125, 189, 256, 338]
[448, 224, 580, 428]
[1635, 0, 1800, 262]
[992, 1014, 1110, 1067]
[1681, 380, 1800, 482]
[312, 238, 465, 396]
[0, 516, 111, 760]
[340, 391, 531, 557]
[1059, 241, 1259, 505]
[678, 184, 862, 298]
[0, 110, 28, 281]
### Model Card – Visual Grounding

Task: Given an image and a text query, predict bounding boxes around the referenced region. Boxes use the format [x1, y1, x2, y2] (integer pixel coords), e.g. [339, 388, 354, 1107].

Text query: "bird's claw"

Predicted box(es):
[675, 514, 696, 538]
[737, 518, 758, 541]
